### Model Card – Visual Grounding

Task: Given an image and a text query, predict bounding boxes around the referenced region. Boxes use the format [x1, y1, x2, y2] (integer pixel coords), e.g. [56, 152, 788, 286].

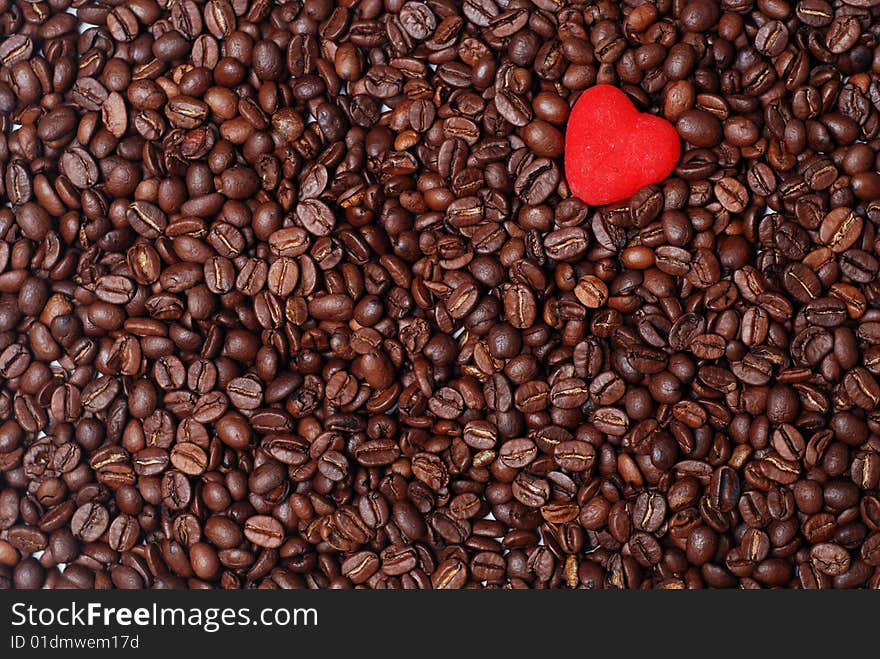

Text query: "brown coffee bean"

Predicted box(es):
[244, 515, 285, 549]
[574, 275, 609, 308]
[819, 208, 863, 253]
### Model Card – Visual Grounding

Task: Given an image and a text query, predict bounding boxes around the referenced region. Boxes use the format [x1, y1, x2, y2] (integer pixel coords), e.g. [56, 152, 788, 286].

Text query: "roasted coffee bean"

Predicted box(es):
[70, 503, 109, 542]
[631, 492, 667, 533]
[574, 276, 609, 308]
[108, 515, 140, 552]
[244, 515, 285, 549]
[169, 443, 208, 476]
[127, 201, 167, 238]
[811, 542, 851, 576]
[819, 208, 863, 253]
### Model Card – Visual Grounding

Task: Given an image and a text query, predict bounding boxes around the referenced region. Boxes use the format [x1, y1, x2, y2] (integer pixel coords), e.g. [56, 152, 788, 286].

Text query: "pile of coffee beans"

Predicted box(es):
[2, 0, 880, 590]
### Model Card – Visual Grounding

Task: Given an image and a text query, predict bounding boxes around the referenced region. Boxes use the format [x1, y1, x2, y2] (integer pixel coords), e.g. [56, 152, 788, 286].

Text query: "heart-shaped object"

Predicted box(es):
[564, 85, 681, 206]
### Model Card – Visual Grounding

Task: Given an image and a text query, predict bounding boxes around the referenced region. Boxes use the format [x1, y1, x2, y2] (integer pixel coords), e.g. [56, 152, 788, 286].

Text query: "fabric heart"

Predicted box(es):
[564, 85, 681, 206]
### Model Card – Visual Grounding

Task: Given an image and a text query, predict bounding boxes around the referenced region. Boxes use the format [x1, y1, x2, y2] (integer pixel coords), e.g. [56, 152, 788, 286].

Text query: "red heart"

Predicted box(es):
[564, 85, 681, 206]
